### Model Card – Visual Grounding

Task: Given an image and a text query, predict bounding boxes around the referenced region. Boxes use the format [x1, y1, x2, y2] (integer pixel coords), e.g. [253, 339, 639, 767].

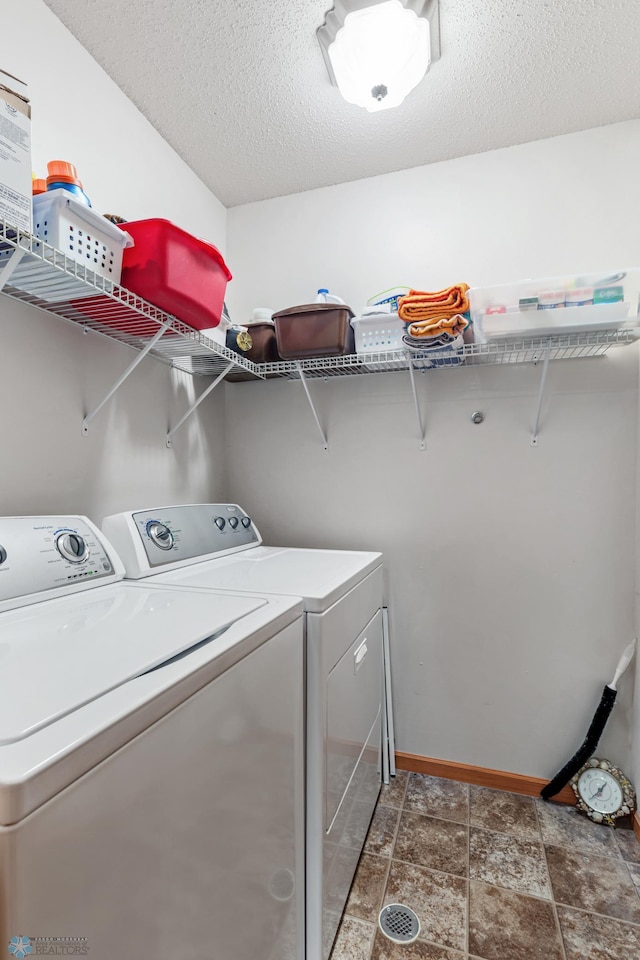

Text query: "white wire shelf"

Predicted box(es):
[2, 216, 639, 449]
[251, 329, 640, 380]
[0, 219, 262, 380]
[1, 217, 637, 384]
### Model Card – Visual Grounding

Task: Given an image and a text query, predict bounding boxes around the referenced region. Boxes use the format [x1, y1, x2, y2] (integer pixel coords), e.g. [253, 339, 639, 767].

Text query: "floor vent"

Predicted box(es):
[378, 903, 420, 943]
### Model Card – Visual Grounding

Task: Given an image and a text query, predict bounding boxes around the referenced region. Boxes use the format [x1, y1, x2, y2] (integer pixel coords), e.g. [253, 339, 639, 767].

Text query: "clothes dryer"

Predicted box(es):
[103, 503, 384, 960]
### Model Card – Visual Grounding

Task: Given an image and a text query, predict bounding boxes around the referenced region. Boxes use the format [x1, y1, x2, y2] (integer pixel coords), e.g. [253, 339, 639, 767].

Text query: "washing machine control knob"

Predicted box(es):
[214, 517, 226, 530]
[241, 517, 252, 528]
[0, 545, 6, 565]
[228, 517, 239, 530]
[147, 522, 174, 551]
[56, 533, 88, 564]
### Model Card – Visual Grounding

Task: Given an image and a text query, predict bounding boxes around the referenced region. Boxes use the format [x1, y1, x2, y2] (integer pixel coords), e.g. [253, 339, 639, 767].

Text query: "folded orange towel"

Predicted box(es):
[399, 284, 470, 322]
[407, 314, 469, 338]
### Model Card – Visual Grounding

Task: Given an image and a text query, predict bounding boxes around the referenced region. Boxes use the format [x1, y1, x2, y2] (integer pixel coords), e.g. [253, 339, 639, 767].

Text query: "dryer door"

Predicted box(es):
[325, 608, 382, 831]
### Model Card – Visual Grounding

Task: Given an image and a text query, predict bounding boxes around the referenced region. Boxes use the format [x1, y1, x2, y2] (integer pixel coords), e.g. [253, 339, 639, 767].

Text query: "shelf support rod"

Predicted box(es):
[166, 361, 235, 448]
[382, 606, 396, 778]
[296, 362, 328, 450]
[531, 348, 550, 446]
[408, 359, 426, 451]
[0, 245, 27, 292]
[82, 323, 171, 435]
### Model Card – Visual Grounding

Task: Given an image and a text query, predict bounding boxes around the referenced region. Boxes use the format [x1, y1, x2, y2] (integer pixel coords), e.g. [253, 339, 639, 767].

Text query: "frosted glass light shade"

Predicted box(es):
[318, 0, 439, 112]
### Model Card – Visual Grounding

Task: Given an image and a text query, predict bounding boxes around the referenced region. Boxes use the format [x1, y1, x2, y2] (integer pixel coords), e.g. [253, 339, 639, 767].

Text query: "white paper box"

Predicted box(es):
[0, 69, 31, 232]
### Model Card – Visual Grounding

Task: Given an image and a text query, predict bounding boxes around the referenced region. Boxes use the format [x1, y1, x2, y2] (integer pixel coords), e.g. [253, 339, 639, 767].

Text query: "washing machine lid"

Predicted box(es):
[148, 546, 383, 613]
[0, 583, 266, 745]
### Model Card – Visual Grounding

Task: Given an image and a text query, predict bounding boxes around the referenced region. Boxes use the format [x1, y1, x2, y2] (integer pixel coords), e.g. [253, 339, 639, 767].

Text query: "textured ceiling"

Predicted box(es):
[45, 0, 640, 207]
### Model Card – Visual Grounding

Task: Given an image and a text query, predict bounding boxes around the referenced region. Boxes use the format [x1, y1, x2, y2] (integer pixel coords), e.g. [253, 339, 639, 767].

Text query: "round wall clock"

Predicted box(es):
[570, 758, 636, 825]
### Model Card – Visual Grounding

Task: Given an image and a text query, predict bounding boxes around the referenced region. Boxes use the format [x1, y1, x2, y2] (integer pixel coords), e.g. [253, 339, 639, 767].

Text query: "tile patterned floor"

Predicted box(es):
[329, 772, 640, 960]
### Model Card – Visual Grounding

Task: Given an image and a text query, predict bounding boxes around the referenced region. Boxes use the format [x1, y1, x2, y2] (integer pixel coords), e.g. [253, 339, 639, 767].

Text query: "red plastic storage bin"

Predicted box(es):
[119, 219, 232, 330]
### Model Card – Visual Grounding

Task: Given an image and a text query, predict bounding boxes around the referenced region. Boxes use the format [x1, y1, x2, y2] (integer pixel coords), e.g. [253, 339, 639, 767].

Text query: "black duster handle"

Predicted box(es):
[540, 685, 617, 801]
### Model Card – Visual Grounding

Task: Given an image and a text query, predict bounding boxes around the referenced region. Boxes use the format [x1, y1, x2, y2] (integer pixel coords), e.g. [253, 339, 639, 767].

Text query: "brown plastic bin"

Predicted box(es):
[226, 322, 281, 381]
[273, 303, 355, 359]
[247, 322, 281, 363]
[227, 322, 281, 363]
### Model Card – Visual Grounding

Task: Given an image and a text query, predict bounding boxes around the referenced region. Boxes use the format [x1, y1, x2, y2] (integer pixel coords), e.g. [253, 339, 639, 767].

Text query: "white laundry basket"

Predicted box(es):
[350, 312, 405, 354]
[32, 190, 133, 283]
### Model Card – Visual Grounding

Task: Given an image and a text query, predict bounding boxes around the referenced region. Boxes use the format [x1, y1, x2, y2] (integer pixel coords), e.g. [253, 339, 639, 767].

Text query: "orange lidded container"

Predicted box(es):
[46, 160, 82, 187]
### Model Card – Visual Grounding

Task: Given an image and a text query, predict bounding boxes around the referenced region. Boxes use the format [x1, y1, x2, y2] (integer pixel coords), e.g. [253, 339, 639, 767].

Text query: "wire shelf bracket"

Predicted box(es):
[408, 359, 427, 451]
[0, 245, 28, 292]
[296, 362, 329, 450]
[531, 349, 551, 446]
[82, 323, 172, 435]
[166, 361, 235, 448]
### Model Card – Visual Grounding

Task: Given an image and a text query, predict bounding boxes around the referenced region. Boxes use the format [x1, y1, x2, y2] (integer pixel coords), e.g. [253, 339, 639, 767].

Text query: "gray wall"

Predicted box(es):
[0, 298, 226, 520]
[226, 123, 640, 779]
[0, 0, 228, 523]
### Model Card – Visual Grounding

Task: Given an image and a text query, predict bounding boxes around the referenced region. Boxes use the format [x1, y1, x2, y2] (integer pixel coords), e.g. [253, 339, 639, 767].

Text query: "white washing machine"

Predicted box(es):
[0, 515, 305, 960]
[103, 503, 384, 960]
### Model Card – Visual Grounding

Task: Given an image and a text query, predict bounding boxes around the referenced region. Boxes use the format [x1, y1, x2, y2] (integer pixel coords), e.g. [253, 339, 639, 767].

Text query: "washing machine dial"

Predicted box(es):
[214, 517, 226, 530]
[0, 545, 6, 565]
[56, 533, 88, 564]
[228, 517, 239, 530]
[241, 517, 252, 528]
[147, 522, 174, 551]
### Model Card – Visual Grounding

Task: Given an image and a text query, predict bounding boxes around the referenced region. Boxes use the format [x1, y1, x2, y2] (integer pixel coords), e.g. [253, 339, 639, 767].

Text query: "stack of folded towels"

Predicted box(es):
[399, 284, 470, 353]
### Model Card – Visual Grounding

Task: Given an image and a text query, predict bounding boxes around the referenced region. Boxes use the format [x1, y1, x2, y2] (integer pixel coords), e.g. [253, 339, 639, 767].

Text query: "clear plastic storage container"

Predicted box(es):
[469, 269, 640, 341]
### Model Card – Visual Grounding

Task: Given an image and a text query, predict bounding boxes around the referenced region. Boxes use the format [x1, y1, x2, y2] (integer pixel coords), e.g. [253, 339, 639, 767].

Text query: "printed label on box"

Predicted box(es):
[0, 96, 31, 231]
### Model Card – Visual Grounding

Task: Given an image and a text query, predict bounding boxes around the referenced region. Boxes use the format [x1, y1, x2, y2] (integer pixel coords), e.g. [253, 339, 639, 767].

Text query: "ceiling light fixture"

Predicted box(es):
[317, 0, 440, 113]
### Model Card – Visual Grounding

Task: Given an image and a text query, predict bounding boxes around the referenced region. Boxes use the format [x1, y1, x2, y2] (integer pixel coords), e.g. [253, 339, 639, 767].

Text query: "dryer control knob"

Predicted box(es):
[241, 517, 252, 528]
[147, 522, 174, 551]
[0, 545, 6, 565]
[56, 533, 88, 564]
[228, 517, 239, 530]
[214, 517, 226, 530]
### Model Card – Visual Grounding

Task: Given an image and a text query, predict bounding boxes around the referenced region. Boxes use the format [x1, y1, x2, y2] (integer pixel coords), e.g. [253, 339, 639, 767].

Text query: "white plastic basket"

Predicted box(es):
[32, 190, 133, 284]
[351, 312, 404, 354]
